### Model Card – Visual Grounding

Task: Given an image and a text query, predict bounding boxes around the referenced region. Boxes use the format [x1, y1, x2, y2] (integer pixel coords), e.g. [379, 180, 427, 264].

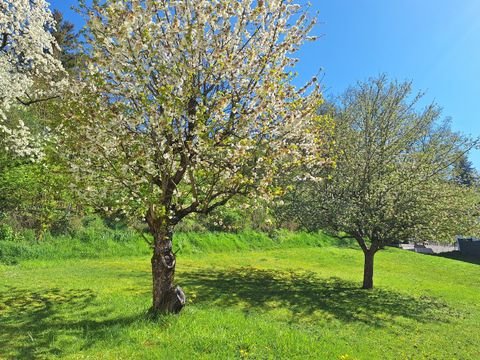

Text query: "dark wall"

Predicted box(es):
[458, 239, 480, 258]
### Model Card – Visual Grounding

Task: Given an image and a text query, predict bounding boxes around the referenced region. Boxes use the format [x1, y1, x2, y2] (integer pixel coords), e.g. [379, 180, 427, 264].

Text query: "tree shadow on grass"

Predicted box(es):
[0, 268, 461, 357]
[0, 286, 141, 359]
[428, 251, 480, 266]
[180, 268, 458, 328]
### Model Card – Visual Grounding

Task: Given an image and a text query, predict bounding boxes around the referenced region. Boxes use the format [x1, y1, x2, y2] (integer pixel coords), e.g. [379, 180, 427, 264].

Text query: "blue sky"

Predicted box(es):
[49, 0, 480, 167]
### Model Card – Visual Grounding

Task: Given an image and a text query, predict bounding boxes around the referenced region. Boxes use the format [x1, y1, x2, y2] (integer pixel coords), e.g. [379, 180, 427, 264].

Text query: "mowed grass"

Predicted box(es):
[1, 244, 480, 359]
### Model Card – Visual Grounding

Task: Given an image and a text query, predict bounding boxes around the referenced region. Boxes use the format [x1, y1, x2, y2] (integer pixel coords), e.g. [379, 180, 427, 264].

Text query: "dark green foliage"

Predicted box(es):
[452, 153, 477, 186]
[0, 241, 33, 265]
[51, 10, 81, 71]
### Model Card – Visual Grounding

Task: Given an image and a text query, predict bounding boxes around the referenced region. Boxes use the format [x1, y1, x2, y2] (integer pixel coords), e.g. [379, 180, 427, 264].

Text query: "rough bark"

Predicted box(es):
[362, 250, 375, 290]
[149, 223, 186, 314]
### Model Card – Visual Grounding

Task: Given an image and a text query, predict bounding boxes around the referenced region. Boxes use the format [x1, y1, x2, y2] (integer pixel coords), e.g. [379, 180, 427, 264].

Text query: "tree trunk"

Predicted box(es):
[150, 225, 185, 314]
[362, 250, 375, 289]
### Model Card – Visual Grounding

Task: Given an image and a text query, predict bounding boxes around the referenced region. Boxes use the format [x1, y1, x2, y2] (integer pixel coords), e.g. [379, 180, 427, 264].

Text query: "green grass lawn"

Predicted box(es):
[1, 245, 480, 359]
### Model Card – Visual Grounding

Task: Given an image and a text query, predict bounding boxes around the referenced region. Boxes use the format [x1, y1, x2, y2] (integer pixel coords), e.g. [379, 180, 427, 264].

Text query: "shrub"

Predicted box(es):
[0, 224, 17, 242]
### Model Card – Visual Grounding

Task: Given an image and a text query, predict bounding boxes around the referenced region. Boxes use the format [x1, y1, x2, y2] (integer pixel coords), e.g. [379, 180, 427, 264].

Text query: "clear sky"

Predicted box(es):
[49, 0, 480, 167]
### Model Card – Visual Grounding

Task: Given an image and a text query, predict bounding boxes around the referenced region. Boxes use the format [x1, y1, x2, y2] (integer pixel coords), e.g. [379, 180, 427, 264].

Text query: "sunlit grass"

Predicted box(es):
[1, 245, 479, 359]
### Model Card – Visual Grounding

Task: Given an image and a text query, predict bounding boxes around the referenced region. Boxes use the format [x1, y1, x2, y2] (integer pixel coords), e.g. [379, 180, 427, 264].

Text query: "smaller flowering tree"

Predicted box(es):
[302, 76, 479, 289]
[0, 0, 66, 158]
[61, 0, 332, 314]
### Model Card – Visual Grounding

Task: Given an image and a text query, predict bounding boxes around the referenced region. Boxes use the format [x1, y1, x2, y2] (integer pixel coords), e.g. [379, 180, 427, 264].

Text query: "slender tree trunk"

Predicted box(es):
[149, 224, 185, 314]
[362, 249, 375, 289]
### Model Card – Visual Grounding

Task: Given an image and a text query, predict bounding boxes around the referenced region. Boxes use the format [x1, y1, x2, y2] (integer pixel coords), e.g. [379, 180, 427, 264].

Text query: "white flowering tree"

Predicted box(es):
[61, 0, 331, 314]
[303, 76, 479, 289]
[0, 0, 66, 158]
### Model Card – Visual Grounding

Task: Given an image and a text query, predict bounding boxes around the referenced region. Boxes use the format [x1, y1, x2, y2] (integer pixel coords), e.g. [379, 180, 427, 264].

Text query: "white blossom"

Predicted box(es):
[61, 0, 331, 225]
[0, 0, 67, 159]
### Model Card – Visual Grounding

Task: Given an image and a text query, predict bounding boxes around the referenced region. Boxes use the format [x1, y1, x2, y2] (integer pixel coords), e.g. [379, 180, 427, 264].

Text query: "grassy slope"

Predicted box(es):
[1, 245, 480, 359]
[0, 230, 347, 264]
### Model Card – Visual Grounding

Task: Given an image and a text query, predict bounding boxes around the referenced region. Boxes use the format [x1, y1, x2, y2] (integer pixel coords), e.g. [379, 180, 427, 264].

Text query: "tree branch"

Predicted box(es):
[15, 95, 59, 106]
[0, 33, 8, 51]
